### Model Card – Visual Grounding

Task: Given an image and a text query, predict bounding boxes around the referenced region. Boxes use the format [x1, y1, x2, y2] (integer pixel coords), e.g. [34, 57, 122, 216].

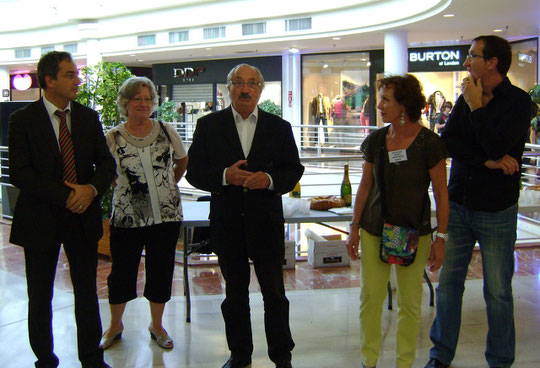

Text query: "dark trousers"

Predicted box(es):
[217, 237, 295, 364]
[24, 233, 104, 367]
[107, 221, 181, 304]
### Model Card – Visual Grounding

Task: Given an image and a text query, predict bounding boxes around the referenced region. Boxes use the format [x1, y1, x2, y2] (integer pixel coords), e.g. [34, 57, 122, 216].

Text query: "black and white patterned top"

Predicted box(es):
[106, 120, 187, 228]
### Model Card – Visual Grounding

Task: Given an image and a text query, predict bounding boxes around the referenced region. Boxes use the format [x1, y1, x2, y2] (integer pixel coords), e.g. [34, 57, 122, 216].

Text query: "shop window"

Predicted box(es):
[169, 31, 189, 43]
[302, 52, 371, 150]
[63, 43, 78, 54]
[204, 26, 225, 40]
[41, 46, 54, 55]
[138, 34, 156, 46]
[15, 48, 31, 59]
[242, 22, 266, 36]
[509, 38, 538, 93]
[285, 17, 311, 31]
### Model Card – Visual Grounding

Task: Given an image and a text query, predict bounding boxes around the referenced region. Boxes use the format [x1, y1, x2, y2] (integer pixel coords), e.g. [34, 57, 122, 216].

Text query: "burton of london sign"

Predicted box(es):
[408, 46, 468, 72]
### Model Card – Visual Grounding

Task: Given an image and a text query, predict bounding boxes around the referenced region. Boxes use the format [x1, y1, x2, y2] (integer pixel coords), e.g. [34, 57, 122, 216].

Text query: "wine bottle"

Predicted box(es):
[341, 164, 352, 206]
[290, 181, 301, 198]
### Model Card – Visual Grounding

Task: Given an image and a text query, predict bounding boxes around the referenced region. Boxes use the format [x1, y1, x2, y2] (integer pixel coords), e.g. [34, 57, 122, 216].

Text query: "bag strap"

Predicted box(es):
[158, 120, 172, 144]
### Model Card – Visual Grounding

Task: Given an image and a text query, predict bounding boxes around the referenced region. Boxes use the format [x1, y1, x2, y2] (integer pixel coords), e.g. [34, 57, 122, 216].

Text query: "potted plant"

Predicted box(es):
[156, 97, 179, 122]
[258, 99, 282, 117]
[77, 61, 133, 255]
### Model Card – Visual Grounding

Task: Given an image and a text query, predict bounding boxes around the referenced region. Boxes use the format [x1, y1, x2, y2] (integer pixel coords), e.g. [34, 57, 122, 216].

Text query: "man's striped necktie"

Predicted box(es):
[54, 109, 78, 184]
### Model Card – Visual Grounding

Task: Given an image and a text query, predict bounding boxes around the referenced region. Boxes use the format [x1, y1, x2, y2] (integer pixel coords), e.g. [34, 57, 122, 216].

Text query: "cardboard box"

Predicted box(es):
[308, 238, 350, 268]
[283, 241, 296, 269]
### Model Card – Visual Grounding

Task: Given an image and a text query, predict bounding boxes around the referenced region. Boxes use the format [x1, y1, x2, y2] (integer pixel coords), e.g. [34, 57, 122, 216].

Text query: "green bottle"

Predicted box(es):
[341, 164, 352, 206]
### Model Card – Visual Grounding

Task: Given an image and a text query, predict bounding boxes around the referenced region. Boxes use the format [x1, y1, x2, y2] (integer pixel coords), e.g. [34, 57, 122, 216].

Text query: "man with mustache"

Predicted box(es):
[425, 35, 532, 368]
[186, 64, 304, 368]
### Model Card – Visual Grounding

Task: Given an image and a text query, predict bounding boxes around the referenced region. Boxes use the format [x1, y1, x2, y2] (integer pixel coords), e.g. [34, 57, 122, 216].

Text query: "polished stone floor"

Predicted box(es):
[0, 222, 539, 367]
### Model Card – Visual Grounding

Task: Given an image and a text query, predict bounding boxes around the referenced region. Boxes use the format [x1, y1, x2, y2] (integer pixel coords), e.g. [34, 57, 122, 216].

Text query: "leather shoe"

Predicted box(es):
[424, 357, 449, 368]
[222, 356, 252, 368]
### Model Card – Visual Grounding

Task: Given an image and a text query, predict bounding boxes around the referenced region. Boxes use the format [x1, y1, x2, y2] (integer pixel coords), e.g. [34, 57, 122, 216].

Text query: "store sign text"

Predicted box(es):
[173, 66, 206, 82]
[409, 50, 461, 66]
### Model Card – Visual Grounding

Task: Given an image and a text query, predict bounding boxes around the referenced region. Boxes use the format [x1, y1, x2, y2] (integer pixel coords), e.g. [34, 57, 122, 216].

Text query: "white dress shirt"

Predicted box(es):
[222, 105, 274, 189]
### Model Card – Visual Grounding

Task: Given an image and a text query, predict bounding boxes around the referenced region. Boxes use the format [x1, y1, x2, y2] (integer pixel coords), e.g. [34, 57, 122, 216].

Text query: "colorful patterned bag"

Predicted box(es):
[379, 222, 419, 266]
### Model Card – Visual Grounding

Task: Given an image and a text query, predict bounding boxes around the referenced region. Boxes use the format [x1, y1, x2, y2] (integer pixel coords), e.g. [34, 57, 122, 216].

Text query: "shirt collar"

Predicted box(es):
[492, 77, 512, 99]
[231, 104, 258, 124]
[43, 95, 71, 118]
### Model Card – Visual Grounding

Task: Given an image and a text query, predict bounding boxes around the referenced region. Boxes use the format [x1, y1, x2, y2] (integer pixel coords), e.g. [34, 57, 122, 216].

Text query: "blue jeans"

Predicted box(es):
[429, 201, 517, 368]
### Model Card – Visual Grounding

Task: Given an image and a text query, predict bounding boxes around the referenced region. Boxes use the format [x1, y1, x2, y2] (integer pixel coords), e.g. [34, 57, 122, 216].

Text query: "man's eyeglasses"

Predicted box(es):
[230, 81, 262, 89]
[466, 52, 487, 60]
[131, 97, 153, 103]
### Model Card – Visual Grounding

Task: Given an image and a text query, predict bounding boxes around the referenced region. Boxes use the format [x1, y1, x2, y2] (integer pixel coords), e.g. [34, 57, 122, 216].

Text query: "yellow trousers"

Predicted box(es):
[359, 229, 431, 368]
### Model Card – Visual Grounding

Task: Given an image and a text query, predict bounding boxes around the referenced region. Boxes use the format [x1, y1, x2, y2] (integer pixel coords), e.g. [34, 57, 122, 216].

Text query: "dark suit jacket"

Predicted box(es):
[186, 107, 304, 255]
[8, 99, 116, 249]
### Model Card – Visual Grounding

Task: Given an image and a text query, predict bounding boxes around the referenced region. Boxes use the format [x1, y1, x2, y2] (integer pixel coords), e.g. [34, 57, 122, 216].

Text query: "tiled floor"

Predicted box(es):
[0, 222, 539, 367]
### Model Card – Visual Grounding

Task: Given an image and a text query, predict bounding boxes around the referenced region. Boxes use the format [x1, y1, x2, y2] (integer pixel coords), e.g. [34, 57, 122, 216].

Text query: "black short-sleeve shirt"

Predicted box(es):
[360, 125, 448, 236]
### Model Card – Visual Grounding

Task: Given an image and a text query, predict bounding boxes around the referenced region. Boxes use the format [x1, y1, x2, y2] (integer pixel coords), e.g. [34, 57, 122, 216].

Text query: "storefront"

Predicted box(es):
[301, 50, 383, 149]
[152, 56, 283, 130]
[8, 72, 40, 101]
[405, 45, 470, 131]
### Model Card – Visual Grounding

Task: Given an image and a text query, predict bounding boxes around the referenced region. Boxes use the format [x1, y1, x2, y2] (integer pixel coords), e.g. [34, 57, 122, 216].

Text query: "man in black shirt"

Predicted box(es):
[425, 36, 531, 368]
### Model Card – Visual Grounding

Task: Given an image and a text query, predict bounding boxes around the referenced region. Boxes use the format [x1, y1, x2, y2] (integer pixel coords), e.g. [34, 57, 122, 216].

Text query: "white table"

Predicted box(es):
[180, 201, 540, 322]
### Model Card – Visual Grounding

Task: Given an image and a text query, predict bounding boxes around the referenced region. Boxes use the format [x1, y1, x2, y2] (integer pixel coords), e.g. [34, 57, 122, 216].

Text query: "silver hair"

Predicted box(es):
[226, 63, 265, 91]
[116, 76, 159, 119]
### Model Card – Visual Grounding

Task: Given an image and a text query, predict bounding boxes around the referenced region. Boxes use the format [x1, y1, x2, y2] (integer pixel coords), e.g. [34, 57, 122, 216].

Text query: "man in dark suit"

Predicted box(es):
[186, 64, 304, 368]
[8, 51, 115, 368]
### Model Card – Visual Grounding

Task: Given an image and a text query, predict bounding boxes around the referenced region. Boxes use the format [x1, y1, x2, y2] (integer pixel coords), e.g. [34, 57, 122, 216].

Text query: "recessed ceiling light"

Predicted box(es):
[332, 37, 341, 40]
[137, 59, 144, 62]
[289, 48, 299, 53]
[493, 29, 503, 32]
[323, 64, 328, 69]
[443, 13, 454, 17]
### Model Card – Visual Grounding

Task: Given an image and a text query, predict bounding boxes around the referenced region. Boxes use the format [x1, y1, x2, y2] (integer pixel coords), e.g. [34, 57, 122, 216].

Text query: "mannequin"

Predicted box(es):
[311, 93, 331, 145]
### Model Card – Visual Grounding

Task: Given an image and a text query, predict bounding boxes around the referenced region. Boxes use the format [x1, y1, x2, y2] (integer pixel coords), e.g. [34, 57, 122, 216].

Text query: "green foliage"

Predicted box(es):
[258, 99, 282, 117]
[530, 84, 540, 104]
[76, 61, 133, 128]
[156, 99, 179, 122]
[76, 61, 132, 218]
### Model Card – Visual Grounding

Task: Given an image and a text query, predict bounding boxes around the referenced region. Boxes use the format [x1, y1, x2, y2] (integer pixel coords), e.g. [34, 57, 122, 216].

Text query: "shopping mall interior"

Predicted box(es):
[0, 0, 539, 367]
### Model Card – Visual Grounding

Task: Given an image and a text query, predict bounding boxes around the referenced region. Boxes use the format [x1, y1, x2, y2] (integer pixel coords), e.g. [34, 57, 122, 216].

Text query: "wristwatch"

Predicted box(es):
[435, 232, 448, 241]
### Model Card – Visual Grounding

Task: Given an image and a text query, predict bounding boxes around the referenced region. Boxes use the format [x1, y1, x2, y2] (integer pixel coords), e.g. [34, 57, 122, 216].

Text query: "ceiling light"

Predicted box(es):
[323, 64, 328, 69]
[332, 37, 341, 40]
[129, 54, 136, 57]
[205, 47, 212, 50]
[137, 59, 144, 62]
[493, 29, 503, 32]
[443, 14, 454, 17]
[288, 48, 299, 53]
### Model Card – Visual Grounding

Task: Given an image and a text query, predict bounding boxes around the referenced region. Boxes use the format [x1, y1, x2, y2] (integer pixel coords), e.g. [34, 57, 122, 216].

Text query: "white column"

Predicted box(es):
[86, 38, 102, 67]
[384, 30, 408, 75]
[0, 67, 10, 102]
[282, 51, 302, 146]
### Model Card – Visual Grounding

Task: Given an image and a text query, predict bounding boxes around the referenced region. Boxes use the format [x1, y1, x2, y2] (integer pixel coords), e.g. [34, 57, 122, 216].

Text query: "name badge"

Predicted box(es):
[388, 149, 407, 163]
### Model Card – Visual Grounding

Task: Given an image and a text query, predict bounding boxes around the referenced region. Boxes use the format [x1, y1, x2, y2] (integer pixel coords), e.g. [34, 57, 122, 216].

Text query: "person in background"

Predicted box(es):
[346, 74, 449, 368]
[425, 35, 532, 368]
[99, 76, 188, 351]
[435, 101, 453, 134]
[8, 51, 115, 368]
[186, 64, 304, 368]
